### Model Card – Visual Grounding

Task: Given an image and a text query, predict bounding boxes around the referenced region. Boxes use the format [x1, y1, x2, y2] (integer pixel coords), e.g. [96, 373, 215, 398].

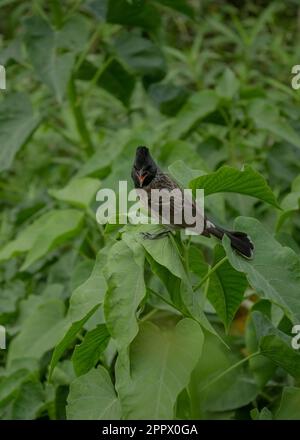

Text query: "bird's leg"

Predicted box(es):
[141, 230, 171, 240]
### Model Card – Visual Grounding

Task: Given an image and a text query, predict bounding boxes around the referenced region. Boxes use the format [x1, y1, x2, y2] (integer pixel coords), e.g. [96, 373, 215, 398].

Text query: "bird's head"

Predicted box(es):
[132, 146, 157, 188]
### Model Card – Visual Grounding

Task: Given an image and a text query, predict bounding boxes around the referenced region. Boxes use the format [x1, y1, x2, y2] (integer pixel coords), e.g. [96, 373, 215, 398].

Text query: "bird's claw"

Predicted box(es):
[140, 230, 170, 240]
[140, 232, 156, 240]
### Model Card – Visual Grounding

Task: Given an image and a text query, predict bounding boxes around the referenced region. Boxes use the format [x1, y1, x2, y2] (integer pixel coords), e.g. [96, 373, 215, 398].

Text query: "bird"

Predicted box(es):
[131, 146, 254, 259]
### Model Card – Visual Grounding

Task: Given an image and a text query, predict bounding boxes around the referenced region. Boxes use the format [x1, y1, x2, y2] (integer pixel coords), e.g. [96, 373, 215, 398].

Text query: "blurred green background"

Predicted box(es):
[0, 0, 300, 420]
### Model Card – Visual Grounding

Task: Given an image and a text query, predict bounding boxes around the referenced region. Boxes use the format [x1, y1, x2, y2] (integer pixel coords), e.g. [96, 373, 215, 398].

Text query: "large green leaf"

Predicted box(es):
[25, 15, 88, 102]
[67, 366, 121, 420]
[248, 99, 300, 149]
[251, 311, 300, 379]
[0, 369, 33, 409]
[133, 226, 219, 337]
[72, 324, 110, 376]
[12, 381, 45, 420]
[223, 217, 300, 324]
[189, 165, 279, 208]
[168, 90, 219, 139]
[114, 32, 166, 81]
[98, 59, 136, 106]
[216, 68, 240, 99]
[0, 93, 40, 172]
[104, 237, 146, 351]
[168, 160, 205, 188]
[68, 250, 108, 322]
[246, 303, 276, 388]
[148, 83, 189, 116]
[277, 174, 300, 229]
[0, 212, 52, 262]
[275, 387, 300, 420]
[117, 319, 203, 419]
[49, 305, 100, 379]
[208, 245, 247, 332]
[49, 177, 100, 209]
[189, 333, 258, 418]
[8, 299, 68, 365]
[20, 209, 84, 271]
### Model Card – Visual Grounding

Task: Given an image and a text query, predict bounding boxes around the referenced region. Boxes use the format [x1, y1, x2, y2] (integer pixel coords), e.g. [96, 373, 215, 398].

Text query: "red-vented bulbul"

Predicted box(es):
[131, 146, 254, 259]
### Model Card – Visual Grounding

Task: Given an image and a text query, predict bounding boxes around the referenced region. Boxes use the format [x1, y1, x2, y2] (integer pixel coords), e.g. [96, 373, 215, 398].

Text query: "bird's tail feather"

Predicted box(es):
[206, 223, 254, 259]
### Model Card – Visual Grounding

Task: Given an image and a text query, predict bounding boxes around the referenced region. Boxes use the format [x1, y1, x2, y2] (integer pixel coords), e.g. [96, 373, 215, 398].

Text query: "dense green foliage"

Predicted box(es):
[1, 0, 300, 420]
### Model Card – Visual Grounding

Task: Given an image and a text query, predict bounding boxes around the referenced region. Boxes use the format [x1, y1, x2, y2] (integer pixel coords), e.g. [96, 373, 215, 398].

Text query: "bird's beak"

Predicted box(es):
[137, 171, 146, 187]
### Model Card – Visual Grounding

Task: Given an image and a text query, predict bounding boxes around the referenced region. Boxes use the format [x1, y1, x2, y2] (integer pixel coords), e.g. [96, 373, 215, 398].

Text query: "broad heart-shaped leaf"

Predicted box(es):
[277, 174, 300, 230]
[49, 177, 100, 209]
[251, 311, 300, 379]
[25, 17, 74, 103]
[189, 333, 258, 418]
[69, 249, 108, 322]
[189, 165, 279, 208]
[246, 305, 276, 388]
[281, 175, 300, 211]
[72, 324, 110, 377]
[275, 387, 300, 420]
[49, 305, 100, 379]
[67, 366, 121, 420]
[24, 15, 88, 103]
[0, 211, 52, 262]
[168, 160, 205, 188]
[208, 245, 247, 332]
[0, 369, 33, 409]
[148, 82, 189, 116]
[216, 67, 240, 99]
[7, 299, 68, 366]
[223, 217, 300, 324]
[113, 31, 166, 81]
[50, 250, 109, 375]
[20, 210, 84, 271]
[116, 319, 203, 420]
[104, 237, 146, 351]
[132, 225, 218, 337]
[248, 99, 300, 150]
[0, 93, 40, 172]
[77, 58, 135, 107]
[168, 90, 219, 139]
[161, 141, 208, 174]
[98, 59, 135, 106]
[12, 380, 45, 420]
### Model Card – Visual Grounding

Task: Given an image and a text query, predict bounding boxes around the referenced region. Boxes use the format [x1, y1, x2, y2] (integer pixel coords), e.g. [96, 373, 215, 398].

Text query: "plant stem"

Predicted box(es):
[141, 308, 158, 322]
[68, 76, 94, 155]
[74, 25, 102, 72]
[199, 351, 260, 393]
[78, 56, 113, 106]
[149, 288, 184, 315]
[148, 288, 206, 330]
[193, 256, 228, 292]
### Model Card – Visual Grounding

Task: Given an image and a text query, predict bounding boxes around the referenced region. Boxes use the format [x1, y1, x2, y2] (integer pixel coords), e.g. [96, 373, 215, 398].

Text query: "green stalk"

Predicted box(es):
[199, 350, 260, 393]
[68, 77, 94, 156]
[78, 56, 113, 106]
[193, 256, 228, 292]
